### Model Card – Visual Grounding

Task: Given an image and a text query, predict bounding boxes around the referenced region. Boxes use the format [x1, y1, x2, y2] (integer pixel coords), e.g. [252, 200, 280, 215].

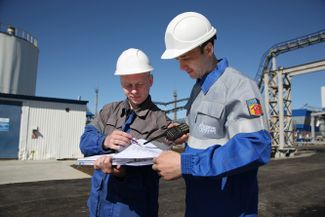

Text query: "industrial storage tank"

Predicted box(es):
[0, 23, 39, 96]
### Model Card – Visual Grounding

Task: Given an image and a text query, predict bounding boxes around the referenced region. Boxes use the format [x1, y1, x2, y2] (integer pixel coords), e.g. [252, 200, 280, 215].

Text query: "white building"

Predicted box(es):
[0, 93, 87, 160]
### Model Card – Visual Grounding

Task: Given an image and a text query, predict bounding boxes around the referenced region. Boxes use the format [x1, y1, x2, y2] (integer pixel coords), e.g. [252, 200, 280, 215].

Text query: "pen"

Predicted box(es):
[131, 138, 141, 146]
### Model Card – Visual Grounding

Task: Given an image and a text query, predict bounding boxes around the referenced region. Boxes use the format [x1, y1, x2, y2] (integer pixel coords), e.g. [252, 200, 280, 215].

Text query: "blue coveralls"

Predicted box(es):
[80, 97, 171, 217]
[181, 58, 272, 217]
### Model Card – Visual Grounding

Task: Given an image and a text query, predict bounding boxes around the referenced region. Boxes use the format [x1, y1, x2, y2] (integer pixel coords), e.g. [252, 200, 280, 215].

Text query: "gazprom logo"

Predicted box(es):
[199, 123, 216, 135]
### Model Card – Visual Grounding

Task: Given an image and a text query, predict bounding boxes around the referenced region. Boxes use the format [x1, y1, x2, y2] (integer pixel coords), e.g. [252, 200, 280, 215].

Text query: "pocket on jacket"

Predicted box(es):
[195, 101, 225, 138]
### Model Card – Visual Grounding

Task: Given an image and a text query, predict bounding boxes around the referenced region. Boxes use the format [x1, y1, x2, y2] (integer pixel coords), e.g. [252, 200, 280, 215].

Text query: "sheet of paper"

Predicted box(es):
[76, 139, 166, 166]
[76, 153, 114, 166]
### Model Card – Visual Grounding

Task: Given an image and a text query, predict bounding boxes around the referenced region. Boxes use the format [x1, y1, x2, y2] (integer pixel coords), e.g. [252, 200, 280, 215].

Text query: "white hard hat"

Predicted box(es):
[115, 48, 154, 75]
[161, 12, 217, 59]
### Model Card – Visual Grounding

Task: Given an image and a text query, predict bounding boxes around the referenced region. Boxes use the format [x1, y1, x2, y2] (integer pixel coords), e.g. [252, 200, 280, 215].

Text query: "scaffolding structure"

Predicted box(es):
[256, 29, 325, 157]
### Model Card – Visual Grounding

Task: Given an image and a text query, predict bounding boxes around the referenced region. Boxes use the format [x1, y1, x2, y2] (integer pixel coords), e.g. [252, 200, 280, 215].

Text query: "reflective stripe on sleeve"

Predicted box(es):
[188, 135, 229, 149]
[227, 117, 266, 139]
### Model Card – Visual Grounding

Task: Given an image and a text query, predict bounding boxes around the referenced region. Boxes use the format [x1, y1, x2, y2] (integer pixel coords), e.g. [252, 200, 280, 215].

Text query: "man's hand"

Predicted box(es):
[152, 151, 182, 180]
[173, 133, 189, 144]
[103, 130, 132, 151]
[94, 156, 126, 177]
[165, 123, 189, 144]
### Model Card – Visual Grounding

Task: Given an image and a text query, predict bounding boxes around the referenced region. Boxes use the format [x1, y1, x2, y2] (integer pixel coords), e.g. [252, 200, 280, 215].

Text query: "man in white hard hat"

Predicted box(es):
[152, 12, 272, 217]
[80, 48, 171, 217]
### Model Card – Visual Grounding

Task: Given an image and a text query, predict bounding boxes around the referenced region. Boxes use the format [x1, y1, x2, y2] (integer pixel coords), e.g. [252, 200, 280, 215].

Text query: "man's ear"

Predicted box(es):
[205, 42, 214, 56]
[149, 74, 153, 86]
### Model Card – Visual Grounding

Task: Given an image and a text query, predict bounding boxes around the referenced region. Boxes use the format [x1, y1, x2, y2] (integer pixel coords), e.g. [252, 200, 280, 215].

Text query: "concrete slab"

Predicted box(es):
[0, 160, 90, 185]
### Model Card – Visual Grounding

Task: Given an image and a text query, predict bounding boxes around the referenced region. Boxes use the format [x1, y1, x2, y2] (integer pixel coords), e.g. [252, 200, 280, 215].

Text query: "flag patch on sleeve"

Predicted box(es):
[246, 98, 263, 117]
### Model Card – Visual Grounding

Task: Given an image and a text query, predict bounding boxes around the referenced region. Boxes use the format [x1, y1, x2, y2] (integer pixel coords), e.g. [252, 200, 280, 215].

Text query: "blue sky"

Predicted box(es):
[1, 0, 324, 118]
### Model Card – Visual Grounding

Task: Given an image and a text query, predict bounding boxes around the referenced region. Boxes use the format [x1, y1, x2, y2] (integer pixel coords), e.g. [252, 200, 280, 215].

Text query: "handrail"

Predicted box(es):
[0, 22, 38, 48]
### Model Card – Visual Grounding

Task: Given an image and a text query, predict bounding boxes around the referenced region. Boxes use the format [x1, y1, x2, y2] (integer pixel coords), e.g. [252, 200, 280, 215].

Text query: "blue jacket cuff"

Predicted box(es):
[181, 152, 193, 174]
[98, 135, 115, 154]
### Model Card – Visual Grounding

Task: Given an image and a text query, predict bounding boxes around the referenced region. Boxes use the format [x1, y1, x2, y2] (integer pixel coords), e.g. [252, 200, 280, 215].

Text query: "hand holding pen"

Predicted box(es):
[103, 130, 133, 151]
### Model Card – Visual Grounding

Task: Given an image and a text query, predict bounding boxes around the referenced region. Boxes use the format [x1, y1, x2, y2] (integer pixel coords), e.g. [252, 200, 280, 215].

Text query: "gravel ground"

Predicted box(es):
[0, 149, 324, 217]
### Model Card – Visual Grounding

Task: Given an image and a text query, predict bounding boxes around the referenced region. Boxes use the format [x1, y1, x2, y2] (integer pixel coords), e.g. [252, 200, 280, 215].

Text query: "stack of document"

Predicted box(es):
[77, 139, 166, 166]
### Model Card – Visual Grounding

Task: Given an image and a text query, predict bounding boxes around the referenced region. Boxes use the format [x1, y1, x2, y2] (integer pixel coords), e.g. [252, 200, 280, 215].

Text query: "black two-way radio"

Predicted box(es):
[143, 123, 189, 145]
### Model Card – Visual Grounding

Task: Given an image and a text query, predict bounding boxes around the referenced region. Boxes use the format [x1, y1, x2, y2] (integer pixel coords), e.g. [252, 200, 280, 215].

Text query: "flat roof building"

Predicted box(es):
[0, 93, 88, 160]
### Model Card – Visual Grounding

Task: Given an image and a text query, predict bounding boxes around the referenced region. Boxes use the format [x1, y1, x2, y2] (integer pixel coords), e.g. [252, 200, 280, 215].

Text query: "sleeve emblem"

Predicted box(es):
[246, 98, 263, 117]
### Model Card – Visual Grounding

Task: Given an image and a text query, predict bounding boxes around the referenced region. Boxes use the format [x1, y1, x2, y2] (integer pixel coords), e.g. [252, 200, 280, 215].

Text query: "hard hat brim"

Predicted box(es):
[161, 49, 190, 59]
[114, 67, 153, 76]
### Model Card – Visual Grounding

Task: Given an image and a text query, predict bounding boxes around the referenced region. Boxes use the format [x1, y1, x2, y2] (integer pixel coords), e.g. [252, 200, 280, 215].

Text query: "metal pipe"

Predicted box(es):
[263, 72, 270, 122]
[311, 116, 315, 142]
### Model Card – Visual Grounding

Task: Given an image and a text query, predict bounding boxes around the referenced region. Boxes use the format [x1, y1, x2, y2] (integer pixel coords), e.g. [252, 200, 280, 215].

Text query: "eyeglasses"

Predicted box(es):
[121, 81, 148, 90]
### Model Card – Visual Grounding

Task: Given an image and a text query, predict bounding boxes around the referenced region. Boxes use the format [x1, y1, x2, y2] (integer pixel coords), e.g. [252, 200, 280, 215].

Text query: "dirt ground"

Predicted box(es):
[1, 149, 325, 217]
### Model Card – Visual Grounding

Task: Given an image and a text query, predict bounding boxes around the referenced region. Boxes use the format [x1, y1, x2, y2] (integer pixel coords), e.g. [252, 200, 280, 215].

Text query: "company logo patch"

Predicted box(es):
[246, 98, 263, 117]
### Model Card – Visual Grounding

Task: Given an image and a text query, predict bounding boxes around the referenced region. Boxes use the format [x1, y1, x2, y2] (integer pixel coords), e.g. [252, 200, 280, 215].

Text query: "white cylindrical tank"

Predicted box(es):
[0, 24, 39, 95]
